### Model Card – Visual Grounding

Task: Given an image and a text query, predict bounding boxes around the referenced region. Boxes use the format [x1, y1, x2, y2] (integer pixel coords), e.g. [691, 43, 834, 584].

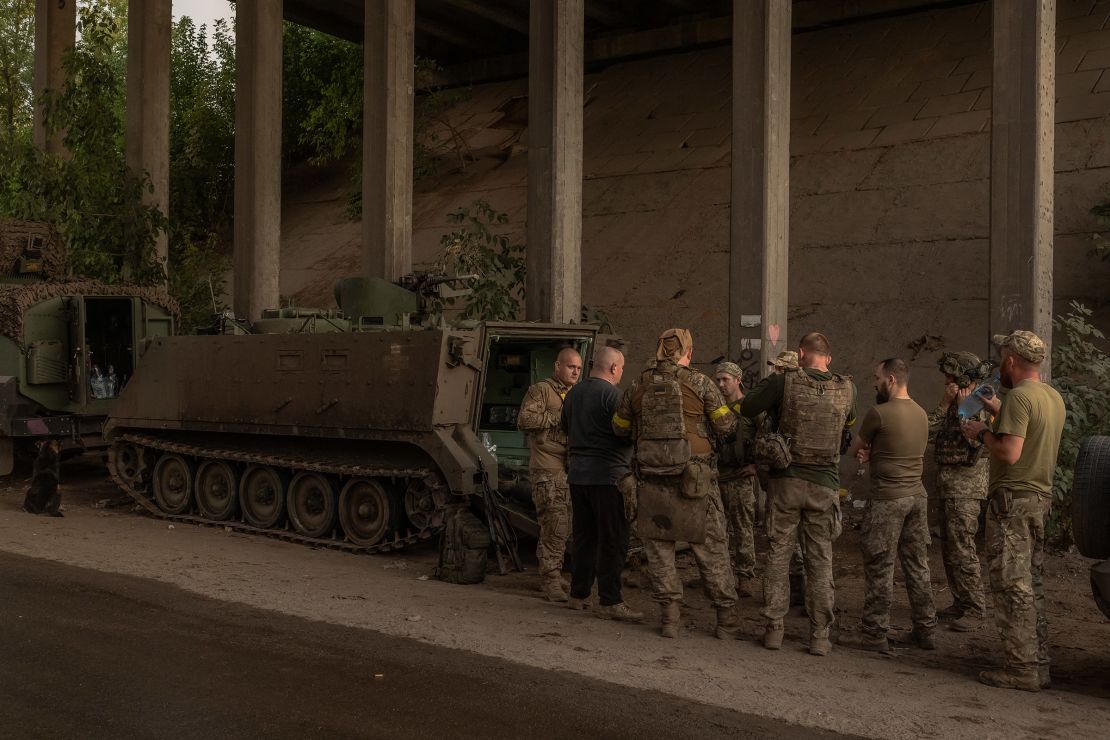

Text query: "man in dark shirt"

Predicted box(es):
[849, 358, 937, 654]
[561, 346, 640, 621]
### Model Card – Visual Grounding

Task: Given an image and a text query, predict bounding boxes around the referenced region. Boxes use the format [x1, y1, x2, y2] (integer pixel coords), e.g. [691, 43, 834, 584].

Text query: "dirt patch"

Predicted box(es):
[1, 461, 1108, 739]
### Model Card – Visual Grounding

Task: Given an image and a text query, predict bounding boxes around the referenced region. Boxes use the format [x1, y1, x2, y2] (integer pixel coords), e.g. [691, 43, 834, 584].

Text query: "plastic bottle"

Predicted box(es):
[106, 365, 117, 397]
[957, 369, 1000, 419]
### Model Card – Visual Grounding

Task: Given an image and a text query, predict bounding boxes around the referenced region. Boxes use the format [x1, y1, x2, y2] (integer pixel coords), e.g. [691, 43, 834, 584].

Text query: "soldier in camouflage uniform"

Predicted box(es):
[850, 359, 937, 653]
[612, 329, 740, 639]
[518, 347, 582, 602]
[928, 351, 992, 632]
[962, 331, 1065, 692]
[714, 362, 759, 596]
[764, 351, 807, 608]
[742, 333, 856, 656]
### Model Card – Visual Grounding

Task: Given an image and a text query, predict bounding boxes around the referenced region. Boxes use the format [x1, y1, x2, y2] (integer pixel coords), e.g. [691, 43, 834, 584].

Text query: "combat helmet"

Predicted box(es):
[937, 351, 994, 388]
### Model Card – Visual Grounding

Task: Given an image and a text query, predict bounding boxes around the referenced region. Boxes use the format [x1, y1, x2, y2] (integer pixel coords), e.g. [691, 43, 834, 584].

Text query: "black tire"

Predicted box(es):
[152, 454, 194, 515]
[1072, 435, 1110, 559]
[287, 472, 338, 538]
[195, 460, 240, 521]
[339, 478, 398, 547]
[239, 465, 288, 529]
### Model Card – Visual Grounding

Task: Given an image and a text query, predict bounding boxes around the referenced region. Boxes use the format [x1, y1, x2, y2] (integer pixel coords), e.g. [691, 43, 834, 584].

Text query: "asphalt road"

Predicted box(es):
[0, 552, 850, 740]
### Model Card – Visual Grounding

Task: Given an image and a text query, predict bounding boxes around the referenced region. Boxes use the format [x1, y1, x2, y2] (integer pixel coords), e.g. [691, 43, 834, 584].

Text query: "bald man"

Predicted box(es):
[561, 346, 641, 621]
[518, 346, 581, 602]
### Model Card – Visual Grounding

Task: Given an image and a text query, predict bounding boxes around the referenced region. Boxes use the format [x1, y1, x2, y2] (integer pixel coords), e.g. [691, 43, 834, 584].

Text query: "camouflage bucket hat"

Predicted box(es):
[992, 330, 1047, 363]
[767, 350, 798, 370]
[937, 351, 993, 388]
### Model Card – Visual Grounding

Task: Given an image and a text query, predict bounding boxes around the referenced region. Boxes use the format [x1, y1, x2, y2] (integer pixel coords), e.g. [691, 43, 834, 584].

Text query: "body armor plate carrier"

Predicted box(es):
[778, 368, 853, 466]
[935, 404, 983, 466]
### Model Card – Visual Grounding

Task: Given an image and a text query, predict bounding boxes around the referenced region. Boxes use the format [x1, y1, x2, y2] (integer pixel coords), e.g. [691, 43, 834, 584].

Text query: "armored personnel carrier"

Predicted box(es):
[105, 276, 603, 555]
[0, 219, 177, 474]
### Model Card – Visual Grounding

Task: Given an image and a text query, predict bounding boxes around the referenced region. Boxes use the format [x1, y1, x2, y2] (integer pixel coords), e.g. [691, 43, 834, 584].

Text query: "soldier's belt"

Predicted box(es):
[990, 486, 1037, 500]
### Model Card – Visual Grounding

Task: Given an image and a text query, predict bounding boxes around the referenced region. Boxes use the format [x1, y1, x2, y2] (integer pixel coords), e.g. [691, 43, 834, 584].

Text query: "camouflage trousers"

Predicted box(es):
[860, 496, 937, 637]
[531, 468, 571, 578]
[938, 498, 987, 617]
[762, 477, 839, 634]
[643, 484, 737, 609]
[720, 475, 757, 580]
[985, 494, 1051, 675]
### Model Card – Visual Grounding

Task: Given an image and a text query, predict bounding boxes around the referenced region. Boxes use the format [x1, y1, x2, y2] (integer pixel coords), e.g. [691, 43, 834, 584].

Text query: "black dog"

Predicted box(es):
[23, 439, 63, 517]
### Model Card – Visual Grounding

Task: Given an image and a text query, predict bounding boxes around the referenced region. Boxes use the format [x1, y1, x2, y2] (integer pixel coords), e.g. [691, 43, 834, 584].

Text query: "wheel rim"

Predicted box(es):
[287, 472, 337, 538]
[114, 442, 150, 487]
[239, 466, 286, 529]
[339, 479, 394, 546]
[195, 461, 239, 521]
[404, 475, 445, 531]
[152, 454, 193, 515]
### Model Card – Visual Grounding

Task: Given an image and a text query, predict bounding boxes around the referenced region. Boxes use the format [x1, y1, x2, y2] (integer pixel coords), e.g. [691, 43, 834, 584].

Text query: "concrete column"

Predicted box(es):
[233, 0, 283, 321]
[363, 0, 415, 282]
[990, 0, 1055, 377]
[126, 0, 172, 267]
[32, 0, 76, 154]
[729, 0, 791, 376]
[526, 0, 583, 324]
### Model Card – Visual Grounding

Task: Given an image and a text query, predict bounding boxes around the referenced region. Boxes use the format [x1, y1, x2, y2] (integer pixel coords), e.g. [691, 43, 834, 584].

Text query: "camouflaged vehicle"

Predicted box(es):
[105, 275, 605, 555]
[0, 219, 176, 475]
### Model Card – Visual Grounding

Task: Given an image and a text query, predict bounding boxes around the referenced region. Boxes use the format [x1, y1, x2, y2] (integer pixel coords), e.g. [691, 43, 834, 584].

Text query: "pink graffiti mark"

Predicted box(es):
[767, 324, 781, 347]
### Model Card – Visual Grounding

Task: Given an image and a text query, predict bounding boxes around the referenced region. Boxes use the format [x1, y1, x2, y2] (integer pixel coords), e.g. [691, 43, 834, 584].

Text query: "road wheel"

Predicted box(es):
[195, 460, 239, 521]
[1072, 436, 1110, 559]
[404, 475, 447, 532]
[339, 478, 397, 547]
[287, 472, 338, 538]
[239, 465, 288, 529]
[152, 454, 194, 515]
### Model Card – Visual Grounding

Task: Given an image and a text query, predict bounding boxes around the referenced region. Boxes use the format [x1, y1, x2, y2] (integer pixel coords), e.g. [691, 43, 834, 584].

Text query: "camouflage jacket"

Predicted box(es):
[612, 360, 735, 457]
[518, 377, 569, 471]
[927, 399, 985, 466]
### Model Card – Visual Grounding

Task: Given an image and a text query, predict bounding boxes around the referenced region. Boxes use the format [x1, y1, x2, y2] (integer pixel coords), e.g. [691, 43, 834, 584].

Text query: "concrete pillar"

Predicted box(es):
[126, 0, 172, 267]
[990, 0, 1055, 377]
[233, 0, 283, 321]
[525, 0, 583, 324]
[32, 0, 76, 154]
[362, 0, 415, 282]
[729, 0, 791, 376]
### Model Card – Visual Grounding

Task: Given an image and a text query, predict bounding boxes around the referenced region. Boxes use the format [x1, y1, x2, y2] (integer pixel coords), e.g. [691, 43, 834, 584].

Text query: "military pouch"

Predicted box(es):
[617, 472, 639, 523]
[636, 437, 691, 476]
[754, 431, 792, 470]
[680, 459, 713, 499]
[636, 477, 708, 544]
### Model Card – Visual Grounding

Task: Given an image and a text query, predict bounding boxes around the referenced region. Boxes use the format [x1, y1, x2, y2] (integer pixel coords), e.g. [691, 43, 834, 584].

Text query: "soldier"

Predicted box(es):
[612, 329, 740, 639]
[741, 332, 856, 656]
[928, 351, 992, 632]
[518, 346, 582, 602]
[714, 362, 758, 596]
[765, 350, 806, 607]
[850, 358, 937, 653]
[962, 331, 1065, 692]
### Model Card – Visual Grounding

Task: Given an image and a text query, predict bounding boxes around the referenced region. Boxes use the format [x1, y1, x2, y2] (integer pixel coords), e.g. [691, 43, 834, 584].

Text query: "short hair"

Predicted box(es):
[799, 332, 831, 355]
[878, 358, 910, 386]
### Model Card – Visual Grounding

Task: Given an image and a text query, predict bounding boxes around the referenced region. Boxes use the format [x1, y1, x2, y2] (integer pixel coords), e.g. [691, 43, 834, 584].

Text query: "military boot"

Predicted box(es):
[660, 602, 681, 638]
[937, 603, 964, 620]
[912, 627, 937, 650]
[736, 577, 754, 598]
[542, 574, 568, 603]
[978, 669, 1040, 692]
[950, 613, 984, 633]
[715, 606, 741, 640]
[567, 596, 591, 611]
[596, 602, 645, 623]
[860, 633, 892, 655]
[809, 629, 832, 657]
[762, 623, 784, 650]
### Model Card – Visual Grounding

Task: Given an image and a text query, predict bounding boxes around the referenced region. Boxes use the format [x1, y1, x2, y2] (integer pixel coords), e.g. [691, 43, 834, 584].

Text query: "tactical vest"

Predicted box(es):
[778, 368, 853, 465]
[538, 378, 568, 449]
[635, 363, 709, 476]
[437, 505, 490, 585]
[717, 402, 746, 473]
[935, 404, 982, 466]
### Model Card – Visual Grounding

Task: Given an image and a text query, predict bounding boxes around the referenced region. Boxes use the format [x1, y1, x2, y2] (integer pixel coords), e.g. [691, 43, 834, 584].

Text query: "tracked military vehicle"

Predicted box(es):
[0, 219, 176, 474]
[105, 276, 603, 555]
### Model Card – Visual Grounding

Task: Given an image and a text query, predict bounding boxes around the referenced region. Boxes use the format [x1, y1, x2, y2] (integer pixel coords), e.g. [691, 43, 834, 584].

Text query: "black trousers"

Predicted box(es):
[569, 484, 629, 606]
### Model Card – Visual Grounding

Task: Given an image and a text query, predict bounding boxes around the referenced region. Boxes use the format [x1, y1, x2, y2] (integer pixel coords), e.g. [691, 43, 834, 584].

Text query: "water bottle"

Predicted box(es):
[481, 432, 497, 456]
[106, 365, 118, 397]
[957, 370, 1000, 419]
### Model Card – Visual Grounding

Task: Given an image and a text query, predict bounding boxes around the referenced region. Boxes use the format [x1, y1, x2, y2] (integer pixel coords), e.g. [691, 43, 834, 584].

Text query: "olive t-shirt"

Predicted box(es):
[989, 379, 1066, 499]
[858, 398, 929, 499]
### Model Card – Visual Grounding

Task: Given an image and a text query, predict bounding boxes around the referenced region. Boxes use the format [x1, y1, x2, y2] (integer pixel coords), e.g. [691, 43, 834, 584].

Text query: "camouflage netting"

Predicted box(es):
[0, 219, 66, 279]
[0, 280, 180, 348]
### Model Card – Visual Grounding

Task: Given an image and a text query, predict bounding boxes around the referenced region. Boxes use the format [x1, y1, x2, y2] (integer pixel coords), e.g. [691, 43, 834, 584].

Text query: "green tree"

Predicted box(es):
[0, 0, 163, 283]
[0, 0, 34, 148]
[432, 200, 524, 322]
